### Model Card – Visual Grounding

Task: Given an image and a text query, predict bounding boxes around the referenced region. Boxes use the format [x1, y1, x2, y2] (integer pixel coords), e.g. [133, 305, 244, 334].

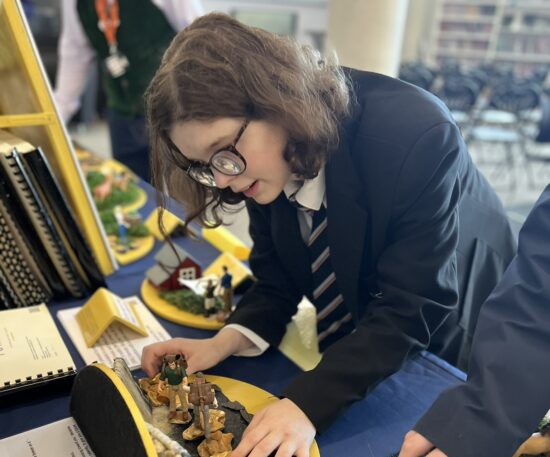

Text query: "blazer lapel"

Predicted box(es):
[271, 194, 312, 295]
[326, 132, 368, 321]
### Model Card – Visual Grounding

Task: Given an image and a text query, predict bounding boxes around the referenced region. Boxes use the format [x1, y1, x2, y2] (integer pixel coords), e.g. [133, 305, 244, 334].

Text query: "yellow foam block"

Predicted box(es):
[203, 252, 252, 289]
[76, 287, 148, 347]
[145, 207, 188, 240]
[202, 226, 251, 260]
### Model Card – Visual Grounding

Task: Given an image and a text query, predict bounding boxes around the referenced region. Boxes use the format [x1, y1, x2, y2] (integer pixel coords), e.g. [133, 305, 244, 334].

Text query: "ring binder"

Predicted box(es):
[0, 305, 77, 401]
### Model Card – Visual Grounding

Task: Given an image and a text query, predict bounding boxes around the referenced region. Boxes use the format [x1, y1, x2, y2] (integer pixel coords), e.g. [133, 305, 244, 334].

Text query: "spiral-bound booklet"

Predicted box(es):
[0, 304, 76, 397]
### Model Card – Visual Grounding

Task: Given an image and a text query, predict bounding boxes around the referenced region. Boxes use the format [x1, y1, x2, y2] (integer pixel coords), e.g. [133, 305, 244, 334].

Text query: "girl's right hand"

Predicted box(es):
[141, 328, 254, 377]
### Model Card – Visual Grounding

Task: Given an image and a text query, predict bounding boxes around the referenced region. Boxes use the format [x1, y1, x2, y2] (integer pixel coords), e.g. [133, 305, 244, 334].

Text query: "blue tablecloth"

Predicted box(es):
[0, 184, 466, 457]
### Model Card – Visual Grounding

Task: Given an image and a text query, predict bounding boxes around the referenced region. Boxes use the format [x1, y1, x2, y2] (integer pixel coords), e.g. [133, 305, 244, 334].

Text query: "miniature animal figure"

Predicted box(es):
[92, 172, 113, 201]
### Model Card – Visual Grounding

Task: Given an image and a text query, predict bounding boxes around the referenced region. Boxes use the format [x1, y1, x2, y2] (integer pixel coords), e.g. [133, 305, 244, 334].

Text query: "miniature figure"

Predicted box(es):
[112, 170, 132, 191]
[87, 167, 141, 212]
[158, 354, 191, 424]
[203, 279, 217, 317]
[114, 205, 131, 252]
[216, 266, 233, 322]
[93, 172, 113, 202]
[187, 372, 218, 439]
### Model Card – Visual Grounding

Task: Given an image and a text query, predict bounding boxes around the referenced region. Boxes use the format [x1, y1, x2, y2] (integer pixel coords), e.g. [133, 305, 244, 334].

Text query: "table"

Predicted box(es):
[0, 185, 466, 457]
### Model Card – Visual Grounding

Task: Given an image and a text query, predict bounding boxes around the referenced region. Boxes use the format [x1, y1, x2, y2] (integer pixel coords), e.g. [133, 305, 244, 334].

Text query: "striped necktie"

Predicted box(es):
[309, 205, 354, 351]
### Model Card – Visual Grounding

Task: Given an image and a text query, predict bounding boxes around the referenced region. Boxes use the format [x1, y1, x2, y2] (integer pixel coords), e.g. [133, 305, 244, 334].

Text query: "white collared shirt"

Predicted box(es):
[223, 167, 327, 356]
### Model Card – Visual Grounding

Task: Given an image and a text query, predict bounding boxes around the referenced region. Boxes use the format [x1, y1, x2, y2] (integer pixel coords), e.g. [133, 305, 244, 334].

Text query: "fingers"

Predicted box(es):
[141, 342, 164, 377]
[232, 399, 315, 457]
[294, 444, 311, 457]
[231, 421, 270, 457]
[141, 337, 227, 378]
[426, 449, 448, 457]
[274, 441, 299, 457]
[237, 433, 280, 457]
[141, 338, 187, 376]
[399, 430, 435, 457]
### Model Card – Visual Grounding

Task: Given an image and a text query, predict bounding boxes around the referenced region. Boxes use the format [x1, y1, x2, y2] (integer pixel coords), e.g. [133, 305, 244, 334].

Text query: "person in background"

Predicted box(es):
[141, 14, 516, 457]
[399, 185, 550, 457]
[54, 0, 203, 180]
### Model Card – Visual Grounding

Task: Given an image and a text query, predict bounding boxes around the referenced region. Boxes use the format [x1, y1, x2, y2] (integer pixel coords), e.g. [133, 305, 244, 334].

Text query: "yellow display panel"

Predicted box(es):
[203, 251, 253, 289]
[76, 287, 148, 347]
[145, 207, 200, 240]
[202, 226, 251, 260]
[0, 0, 116, 275]
[145, 207, 184, 240]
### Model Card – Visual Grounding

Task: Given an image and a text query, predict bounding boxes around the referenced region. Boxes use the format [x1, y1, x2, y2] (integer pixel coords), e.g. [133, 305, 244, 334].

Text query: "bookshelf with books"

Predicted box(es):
[496, 1, 550, 70]
[0, 0, 116, 279]
[428, 0, 550, 73]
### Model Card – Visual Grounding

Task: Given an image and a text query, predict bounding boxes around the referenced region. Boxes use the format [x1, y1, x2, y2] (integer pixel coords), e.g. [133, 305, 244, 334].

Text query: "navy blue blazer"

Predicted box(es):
[415, 185, 550, 456]
[227, 69, 516, 431]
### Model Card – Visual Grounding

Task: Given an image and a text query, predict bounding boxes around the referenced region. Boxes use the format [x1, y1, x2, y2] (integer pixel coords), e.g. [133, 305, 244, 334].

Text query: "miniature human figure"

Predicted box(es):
[142, 14, 516, 457]
[203, 279, 216, 317]
[188, 372, 217, 438]
[113, 205, 130, 252]
[158, 354, 191, 424]
[219, 265, 233, 314]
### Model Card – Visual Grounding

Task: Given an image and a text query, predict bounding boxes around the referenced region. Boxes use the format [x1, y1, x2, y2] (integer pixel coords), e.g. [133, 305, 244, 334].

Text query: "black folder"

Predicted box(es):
[17, 147, 105, 291]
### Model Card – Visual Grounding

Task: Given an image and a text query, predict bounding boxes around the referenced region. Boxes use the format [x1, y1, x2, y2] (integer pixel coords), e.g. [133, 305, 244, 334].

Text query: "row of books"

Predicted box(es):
[0, 129, 105, 309]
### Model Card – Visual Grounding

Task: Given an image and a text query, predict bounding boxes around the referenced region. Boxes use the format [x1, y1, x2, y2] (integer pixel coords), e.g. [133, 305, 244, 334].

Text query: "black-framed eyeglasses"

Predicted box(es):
[168, 120, 249, 188]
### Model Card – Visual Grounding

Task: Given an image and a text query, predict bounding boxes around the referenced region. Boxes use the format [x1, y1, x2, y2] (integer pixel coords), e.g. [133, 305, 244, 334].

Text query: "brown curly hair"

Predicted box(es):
[145, 12, 351, 231]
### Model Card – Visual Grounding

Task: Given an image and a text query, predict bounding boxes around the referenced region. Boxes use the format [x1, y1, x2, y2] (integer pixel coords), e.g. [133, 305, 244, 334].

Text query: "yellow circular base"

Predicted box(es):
[140, 279, 224, 330]
[111, 235, 155, 266]
[205, 375, 321, 457]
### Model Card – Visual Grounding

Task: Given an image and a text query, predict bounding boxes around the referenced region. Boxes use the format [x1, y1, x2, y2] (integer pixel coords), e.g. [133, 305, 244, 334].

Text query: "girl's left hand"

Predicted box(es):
[231, 398, 316, 457]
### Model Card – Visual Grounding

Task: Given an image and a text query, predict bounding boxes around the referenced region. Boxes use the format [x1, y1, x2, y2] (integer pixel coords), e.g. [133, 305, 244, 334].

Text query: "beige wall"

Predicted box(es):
[326, 0, 410, 76]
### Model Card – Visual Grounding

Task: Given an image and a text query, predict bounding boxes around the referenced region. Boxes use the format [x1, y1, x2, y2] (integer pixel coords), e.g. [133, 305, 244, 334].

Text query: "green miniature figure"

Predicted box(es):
[158, 354, 191, 424]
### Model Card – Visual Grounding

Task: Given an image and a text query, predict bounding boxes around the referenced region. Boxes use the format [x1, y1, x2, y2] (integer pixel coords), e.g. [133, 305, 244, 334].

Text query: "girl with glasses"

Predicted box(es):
[142, 13, 515, 457]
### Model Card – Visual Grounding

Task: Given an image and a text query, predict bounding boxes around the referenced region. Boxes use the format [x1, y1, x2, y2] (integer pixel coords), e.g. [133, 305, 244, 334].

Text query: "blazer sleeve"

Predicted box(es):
[414, 185, 550, 457]
[284, 122, 462, 432]
[225, 200, 303, 345]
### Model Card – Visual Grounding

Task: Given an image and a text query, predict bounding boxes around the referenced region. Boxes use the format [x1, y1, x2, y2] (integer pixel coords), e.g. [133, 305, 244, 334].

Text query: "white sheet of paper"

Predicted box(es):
[57, 296, 171, 370]
[178, 274, 219, 295]
[0, 417, 94, 457]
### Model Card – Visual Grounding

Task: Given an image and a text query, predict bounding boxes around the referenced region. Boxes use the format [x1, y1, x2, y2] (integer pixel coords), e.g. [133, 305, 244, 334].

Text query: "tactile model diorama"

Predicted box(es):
[77, 146, 154, 264]
[141, 361, 252, 456]
[141, 241, 252, 330]
[138, 354, 245, 457]
[70, 358, 262, 457]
